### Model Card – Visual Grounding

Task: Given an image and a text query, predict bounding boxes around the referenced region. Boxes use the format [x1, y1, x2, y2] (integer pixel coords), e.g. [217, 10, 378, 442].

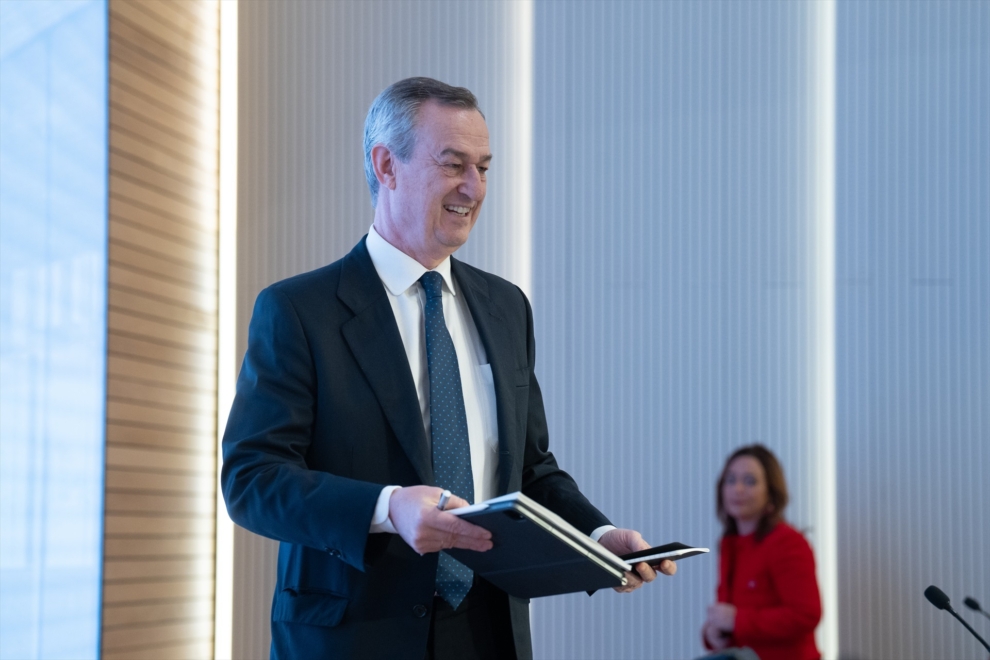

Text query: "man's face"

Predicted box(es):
[386, 101, 491, 265]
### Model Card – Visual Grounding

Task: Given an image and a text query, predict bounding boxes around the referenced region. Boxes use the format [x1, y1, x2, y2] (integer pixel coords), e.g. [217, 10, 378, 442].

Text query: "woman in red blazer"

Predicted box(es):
[702, 445, 822, 660]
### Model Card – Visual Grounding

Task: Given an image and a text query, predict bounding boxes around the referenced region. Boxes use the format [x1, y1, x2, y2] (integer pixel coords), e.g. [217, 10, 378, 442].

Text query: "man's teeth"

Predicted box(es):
[444, 205, 470, 215]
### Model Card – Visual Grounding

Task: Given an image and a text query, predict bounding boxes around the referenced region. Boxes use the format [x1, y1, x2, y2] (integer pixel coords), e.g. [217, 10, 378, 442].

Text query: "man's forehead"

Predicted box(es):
[413, 102, 489, 151]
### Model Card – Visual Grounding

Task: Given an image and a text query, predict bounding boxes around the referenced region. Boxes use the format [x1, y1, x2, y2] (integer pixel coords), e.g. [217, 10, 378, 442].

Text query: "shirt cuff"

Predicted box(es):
[590, 525, 617, 542]
[369, 485, 401, 534]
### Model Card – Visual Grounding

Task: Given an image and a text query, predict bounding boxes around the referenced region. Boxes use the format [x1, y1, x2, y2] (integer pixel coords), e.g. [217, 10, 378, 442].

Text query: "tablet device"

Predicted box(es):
[621, 542, 709, 567]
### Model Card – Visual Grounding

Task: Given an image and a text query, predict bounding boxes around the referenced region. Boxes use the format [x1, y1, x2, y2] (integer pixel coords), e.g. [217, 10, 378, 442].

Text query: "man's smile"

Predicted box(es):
[444, 204, 472, 217]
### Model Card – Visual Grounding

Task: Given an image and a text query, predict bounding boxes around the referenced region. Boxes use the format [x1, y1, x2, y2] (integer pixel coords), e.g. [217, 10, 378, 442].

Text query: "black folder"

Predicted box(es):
[445, 492, 631, 598]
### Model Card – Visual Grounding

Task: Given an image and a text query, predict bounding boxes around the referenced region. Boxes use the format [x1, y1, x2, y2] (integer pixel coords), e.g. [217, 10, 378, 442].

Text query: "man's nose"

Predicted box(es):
[459, 166, 485, 199]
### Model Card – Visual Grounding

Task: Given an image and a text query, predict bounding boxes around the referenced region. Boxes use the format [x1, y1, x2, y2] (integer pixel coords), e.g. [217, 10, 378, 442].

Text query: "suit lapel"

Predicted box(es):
[338, 238, 434, 486]
[452, 259, 519, 496]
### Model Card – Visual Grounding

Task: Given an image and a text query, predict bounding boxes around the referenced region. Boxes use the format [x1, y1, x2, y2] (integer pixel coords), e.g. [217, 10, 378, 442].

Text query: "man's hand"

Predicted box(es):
[388, 486, 493, 555]
[597, 528, 676, 593]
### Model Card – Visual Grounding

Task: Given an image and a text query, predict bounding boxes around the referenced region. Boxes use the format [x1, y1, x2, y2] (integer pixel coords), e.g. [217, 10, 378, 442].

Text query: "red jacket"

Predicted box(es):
[710, 523, 822, 660]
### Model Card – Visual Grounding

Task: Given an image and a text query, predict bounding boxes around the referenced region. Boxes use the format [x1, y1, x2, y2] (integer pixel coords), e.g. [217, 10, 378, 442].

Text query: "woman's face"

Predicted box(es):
[722, 455, 770, 526]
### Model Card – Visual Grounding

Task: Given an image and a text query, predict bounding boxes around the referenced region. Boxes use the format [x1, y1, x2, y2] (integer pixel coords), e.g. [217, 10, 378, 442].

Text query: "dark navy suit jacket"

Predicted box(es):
[221, 237, 610, 659]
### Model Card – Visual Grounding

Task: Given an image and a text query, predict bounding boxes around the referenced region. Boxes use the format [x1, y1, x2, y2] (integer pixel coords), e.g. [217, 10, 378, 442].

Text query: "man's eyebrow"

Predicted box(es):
[439, 148, 493, 163]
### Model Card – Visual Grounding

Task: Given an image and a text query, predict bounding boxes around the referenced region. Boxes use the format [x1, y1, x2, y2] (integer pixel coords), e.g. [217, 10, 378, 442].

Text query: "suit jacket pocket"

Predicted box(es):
[272, 588, 348, 627]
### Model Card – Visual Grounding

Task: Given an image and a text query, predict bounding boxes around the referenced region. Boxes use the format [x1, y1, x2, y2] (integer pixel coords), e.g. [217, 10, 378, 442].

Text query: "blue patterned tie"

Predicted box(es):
[420, 271, 475, 609]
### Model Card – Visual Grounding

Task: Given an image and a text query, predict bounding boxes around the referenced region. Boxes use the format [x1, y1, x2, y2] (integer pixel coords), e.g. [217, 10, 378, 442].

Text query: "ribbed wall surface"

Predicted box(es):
[530, 3, 835, 658]
[231, 2, 989, 658]
[835, 3, 989, 659]
[233, 2, 533, 657]
[103, 1, 219, 657]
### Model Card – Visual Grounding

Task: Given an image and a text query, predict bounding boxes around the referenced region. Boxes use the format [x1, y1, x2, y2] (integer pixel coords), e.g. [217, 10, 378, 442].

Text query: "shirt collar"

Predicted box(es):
[366, 224, 456, 297]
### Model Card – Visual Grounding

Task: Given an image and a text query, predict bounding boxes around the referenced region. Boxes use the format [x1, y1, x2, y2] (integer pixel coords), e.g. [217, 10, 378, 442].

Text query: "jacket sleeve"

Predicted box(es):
[220, 285, 382, 571]
[733, 530, 822, 644]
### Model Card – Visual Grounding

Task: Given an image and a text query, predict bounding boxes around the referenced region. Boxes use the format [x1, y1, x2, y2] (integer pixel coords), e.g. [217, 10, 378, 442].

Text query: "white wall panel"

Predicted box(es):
[530, 2, 835, 658]
[835, 3, 989, 659]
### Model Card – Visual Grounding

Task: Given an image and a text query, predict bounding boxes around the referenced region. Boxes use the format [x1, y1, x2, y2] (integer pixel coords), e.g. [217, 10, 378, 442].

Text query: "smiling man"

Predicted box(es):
[221, 77, 675, 660]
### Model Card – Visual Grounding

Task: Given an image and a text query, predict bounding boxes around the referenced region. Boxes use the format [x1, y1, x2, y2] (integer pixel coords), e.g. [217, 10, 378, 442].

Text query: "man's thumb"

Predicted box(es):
[443, 494, 471, 510]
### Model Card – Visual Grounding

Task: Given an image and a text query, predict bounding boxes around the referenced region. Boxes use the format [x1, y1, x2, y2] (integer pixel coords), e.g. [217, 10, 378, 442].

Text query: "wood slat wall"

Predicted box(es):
[103, 2, 220, 658]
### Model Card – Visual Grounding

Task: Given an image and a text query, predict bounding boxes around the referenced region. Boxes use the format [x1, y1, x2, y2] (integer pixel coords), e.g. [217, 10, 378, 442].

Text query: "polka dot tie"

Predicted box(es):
[420, 272, 475, 610]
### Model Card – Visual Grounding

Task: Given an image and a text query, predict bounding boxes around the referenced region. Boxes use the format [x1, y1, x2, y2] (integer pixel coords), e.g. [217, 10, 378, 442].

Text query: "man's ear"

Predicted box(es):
[371, 144, 397, 191]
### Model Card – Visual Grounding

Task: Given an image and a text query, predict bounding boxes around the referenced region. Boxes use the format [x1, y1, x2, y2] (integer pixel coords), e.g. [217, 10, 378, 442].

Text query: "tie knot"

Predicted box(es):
[420, 271, 444, 299]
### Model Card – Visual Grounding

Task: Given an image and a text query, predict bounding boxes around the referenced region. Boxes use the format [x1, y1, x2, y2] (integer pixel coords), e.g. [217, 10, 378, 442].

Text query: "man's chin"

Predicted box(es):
[436, 225, 475, 252]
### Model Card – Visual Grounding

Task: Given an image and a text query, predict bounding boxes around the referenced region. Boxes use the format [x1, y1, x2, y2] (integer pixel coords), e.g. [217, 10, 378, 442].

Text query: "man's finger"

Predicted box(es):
[420, 529, 492, 553]
[412, 527, 493, 554]
[658, 559, 677, 576]
[614, 571, 644, 593]
[428, 512, 493, 551]
[634, 561, 657, 582]
[441, 494, 471, 510]
[433, 511, 491, 539]
[448, 533, 493, 552]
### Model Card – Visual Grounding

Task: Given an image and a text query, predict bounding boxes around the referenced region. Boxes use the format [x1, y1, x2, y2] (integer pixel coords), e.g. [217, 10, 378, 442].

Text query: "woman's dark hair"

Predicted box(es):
[716, 444, 789, 541]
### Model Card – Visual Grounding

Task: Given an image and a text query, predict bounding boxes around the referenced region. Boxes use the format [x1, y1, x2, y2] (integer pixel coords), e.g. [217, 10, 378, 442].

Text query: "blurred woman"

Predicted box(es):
[702, 445, 822, 660]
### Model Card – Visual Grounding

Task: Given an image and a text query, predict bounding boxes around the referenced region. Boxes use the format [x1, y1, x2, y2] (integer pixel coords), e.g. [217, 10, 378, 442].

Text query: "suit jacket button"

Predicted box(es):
[412, 604, 428, 618]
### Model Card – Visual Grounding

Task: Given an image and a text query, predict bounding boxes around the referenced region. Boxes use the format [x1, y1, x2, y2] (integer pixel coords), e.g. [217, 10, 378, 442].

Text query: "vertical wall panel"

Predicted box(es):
[835, 3, 990, 659]
[103, 1, 219, 658]
[234, 2, 533, 657]
[231, 2, 989, 659]
[531, 2, 834, 658]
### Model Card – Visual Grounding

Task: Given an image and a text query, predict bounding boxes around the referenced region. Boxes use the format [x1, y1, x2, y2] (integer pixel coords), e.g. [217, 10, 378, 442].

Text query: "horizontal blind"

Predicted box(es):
[103, 1, 220, 657]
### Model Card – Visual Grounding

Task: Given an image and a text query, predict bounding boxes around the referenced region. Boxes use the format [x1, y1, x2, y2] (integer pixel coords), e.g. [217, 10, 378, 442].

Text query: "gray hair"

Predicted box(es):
[363, 77, 483, 207]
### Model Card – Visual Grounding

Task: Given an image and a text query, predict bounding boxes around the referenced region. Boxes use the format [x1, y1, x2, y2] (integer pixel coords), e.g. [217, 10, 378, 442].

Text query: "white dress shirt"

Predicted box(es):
[366, 225, 499, 532]
[363, 226, 615, 543]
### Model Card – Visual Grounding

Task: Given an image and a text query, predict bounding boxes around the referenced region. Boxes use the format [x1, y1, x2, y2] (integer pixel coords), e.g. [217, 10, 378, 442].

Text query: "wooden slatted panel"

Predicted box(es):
[104, 1, 220, 657]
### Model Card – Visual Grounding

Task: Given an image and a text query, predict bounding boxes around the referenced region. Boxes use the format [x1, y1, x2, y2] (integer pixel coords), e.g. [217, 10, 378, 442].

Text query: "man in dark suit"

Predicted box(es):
[221, 77, 676, 660]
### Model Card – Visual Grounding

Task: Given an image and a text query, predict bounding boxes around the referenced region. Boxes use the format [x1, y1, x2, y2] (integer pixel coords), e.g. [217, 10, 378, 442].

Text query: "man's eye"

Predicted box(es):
[443, 163, 461, 171]
[478, 167, 488, 175]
